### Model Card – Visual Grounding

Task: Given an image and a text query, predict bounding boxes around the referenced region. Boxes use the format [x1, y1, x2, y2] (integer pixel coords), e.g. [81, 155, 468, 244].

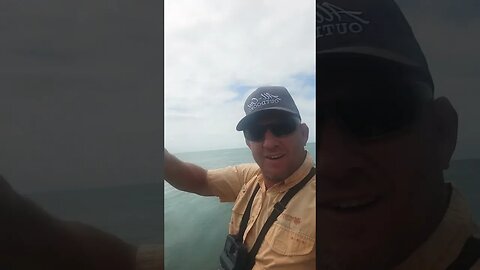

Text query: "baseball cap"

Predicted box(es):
[316, 0, 434, 90]
[236, 86, 301, 131]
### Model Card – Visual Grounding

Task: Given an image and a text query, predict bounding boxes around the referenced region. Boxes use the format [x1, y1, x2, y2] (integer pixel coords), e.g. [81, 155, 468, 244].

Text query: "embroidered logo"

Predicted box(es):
[316, 2, 370, 38]
[246, 92, 281, 112]
[282, 213, 302, 225]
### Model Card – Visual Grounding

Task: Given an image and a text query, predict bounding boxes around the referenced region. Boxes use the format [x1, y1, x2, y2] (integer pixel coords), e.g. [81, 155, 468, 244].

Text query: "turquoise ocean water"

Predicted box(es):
[164, 144, 480, 270]
[24, 144, 480, 270]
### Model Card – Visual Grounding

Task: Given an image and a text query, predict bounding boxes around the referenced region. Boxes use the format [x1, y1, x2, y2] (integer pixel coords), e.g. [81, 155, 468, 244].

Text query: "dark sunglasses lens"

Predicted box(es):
[270, 119, 298, 137]
[244, 118, 298, 141]
[336, 97, 419, 139]
[244, 126, 266, 141]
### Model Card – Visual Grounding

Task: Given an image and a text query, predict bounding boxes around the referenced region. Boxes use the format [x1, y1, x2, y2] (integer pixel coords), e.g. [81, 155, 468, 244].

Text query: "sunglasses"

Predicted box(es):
[318, 83, 432, 140]
[243, 117, 300, 142]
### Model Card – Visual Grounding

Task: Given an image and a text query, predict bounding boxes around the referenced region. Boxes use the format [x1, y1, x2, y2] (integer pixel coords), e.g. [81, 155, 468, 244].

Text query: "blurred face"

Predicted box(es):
[244, 111, 309, 186]
[316, 76, 456, 270]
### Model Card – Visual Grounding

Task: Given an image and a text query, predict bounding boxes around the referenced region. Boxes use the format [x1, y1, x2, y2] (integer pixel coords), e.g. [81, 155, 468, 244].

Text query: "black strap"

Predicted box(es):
[447, 237, 480, 270]
[246, 167, 316, 269]
[237, 185, 260, 240]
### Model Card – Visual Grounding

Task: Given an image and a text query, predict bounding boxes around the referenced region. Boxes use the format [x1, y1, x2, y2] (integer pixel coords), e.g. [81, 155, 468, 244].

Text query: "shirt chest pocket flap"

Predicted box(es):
[264, 223, 315, 256]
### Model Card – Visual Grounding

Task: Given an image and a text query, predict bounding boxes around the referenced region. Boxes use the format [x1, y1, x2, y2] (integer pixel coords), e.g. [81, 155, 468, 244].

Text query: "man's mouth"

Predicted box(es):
[266, 154, 285, 160]
[320, 195, 381, 213]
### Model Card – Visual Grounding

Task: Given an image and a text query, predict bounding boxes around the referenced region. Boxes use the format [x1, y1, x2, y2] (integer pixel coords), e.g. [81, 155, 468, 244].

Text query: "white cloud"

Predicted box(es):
[165, 0, 316, 153]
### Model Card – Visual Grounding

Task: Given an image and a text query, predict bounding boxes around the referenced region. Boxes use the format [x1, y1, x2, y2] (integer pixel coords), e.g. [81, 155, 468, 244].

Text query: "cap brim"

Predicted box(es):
[317, 46, 434, 90]
[236, 107, 299, 131]
[317, 46, 422, 69]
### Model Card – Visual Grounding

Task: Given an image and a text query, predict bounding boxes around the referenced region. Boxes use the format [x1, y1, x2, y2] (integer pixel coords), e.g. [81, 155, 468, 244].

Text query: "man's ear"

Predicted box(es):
[245, 138, 252, 149]
[432, 97, 458, 170]
[300, 123, 309, 146]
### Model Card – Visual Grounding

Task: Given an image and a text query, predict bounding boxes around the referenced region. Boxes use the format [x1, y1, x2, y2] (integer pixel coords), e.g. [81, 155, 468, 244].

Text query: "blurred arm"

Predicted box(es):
[164, 149, 214, 196]
[0, 175, 137, 270]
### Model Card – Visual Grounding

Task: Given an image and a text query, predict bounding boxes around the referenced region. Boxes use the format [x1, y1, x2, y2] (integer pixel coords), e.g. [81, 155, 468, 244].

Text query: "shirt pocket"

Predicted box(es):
[264, 223, 315, 256]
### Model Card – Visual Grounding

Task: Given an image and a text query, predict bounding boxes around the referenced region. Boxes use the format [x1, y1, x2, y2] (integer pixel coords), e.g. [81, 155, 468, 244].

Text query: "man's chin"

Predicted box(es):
[262, 169, 288, 182]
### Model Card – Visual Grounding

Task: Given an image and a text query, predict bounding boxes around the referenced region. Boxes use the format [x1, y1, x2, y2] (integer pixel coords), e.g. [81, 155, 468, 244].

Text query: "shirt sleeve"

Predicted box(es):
[206, 163, 260, 202]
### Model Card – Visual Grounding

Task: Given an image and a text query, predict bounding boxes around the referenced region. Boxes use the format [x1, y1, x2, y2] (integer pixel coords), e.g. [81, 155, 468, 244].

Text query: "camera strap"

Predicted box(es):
[237, 167, 316, 269]
[237, 184, 260, 241]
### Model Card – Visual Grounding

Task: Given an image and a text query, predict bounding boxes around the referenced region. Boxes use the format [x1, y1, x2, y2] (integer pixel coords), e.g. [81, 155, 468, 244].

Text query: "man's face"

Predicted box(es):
[316, 77, 454, 270]
[244, 111, 309, 184]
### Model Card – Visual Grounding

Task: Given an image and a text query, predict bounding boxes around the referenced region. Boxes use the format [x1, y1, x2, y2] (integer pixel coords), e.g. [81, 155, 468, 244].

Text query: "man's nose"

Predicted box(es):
[262, 129, 279, 148]
[317, 121, 367, 179]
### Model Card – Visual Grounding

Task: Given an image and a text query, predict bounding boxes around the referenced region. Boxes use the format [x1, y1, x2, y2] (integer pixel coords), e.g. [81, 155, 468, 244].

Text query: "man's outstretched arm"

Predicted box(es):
[164, 149, 214, 196]
[0, 175, 162, 270]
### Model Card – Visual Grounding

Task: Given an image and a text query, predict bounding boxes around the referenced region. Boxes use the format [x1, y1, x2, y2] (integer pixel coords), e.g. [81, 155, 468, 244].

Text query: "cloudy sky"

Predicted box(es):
[164, 0, 316, 153]
[164, 0, 480, 158]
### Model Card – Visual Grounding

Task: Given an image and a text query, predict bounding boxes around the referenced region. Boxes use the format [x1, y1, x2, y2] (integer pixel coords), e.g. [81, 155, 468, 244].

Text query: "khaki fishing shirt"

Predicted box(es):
[394, 186, 480, 270]
[207, 154, 316, 270]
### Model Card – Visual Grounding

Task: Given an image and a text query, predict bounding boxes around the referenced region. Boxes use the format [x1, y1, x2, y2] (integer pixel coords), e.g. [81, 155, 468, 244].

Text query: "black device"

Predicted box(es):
[219, 234, 248, 270]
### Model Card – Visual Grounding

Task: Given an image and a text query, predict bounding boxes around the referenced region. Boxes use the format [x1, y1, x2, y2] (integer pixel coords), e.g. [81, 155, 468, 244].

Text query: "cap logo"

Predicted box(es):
[316, 2, 370, 38]
[246, 92, 281, 112]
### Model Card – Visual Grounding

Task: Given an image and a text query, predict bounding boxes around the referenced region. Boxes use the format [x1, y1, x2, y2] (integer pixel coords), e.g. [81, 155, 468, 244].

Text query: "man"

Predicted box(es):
[316, 0, 479, 269]
[164, 86, 316, 269]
